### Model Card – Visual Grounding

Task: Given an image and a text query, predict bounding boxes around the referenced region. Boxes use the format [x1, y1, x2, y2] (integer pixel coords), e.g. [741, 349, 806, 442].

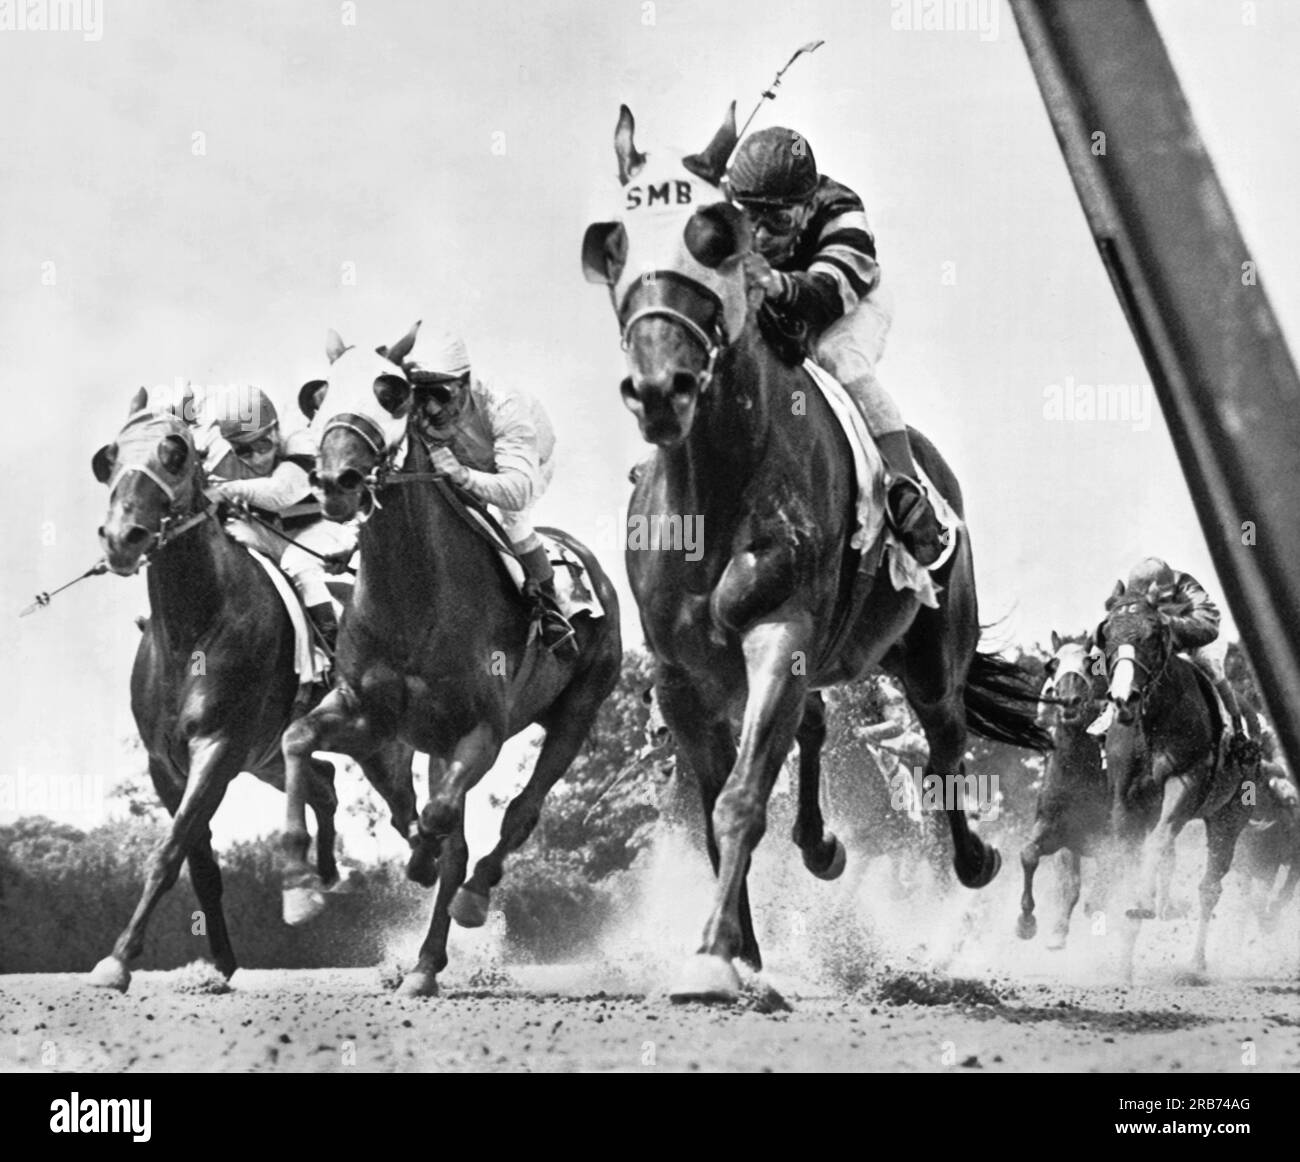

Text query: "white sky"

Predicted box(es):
[2, 0, 1297, 850]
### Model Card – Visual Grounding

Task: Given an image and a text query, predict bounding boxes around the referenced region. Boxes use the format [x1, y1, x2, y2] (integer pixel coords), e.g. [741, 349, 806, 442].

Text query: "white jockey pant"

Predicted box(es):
[496, 454, 556, 555]
[225, 517, 357, 608]
[812, 279, 903, 436]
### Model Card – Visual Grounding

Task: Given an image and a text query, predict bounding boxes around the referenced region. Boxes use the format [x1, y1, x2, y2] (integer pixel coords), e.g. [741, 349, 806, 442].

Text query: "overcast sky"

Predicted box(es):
[2, 0, 1297, 845]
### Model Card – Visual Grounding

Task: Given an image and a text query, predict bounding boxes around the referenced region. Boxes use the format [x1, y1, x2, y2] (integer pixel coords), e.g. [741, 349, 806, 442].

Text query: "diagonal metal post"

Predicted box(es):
[1009, 0, 1300, 776]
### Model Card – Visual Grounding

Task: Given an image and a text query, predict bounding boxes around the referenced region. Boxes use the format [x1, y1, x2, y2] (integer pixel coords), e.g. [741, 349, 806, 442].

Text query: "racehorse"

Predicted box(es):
[89, 388, 342, 991]
[582, 105, 1051, 1001]
[1099, 581, 1254, 980]
[278, 327, 622, 997]
[1017, 632, 1110, 948]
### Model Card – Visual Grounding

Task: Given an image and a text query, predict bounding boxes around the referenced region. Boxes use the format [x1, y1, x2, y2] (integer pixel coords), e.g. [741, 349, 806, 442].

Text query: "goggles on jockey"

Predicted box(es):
[412, 373, 468, 407]
[734, 200, 805, 236]
[230, 433, 277, 458]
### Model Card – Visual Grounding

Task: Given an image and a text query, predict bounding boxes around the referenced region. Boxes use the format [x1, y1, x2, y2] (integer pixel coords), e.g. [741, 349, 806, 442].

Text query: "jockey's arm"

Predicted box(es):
[215, 459, 311, 512]
[1163, 571, 1222, 651]
[457, 391, 542, 512]
[213, 430, 316, 513]
[768, 192, 882, 332]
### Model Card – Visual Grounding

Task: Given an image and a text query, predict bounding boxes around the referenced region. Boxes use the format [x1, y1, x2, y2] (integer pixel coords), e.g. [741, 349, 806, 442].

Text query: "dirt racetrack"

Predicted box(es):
[3, 835, 1299, 1073]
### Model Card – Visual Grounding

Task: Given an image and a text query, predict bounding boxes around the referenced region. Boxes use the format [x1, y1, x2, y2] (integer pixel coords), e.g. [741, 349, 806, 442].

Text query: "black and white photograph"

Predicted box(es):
[2, 0, 1298, 1103]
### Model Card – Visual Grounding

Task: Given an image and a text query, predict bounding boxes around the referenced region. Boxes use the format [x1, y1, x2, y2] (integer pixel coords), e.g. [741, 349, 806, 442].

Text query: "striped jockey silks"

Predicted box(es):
[772, 175, 882, 332]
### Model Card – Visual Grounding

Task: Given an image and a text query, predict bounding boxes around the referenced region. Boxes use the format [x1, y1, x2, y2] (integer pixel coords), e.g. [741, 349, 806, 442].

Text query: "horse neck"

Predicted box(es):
[354, 442, 480, 619]
[145, 499, 228, 645]
[662, 324, 772, 516]
[1048, 715, 1103, 779]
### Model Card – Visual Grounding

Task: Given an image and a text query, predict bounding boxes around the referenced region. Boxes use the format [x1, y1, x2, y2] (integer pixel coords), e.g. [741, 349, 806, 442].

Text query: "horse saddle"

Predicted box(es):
[801, 359, 962, 609]
[241, 546, 332, 686]
[452, 505, 605, 624]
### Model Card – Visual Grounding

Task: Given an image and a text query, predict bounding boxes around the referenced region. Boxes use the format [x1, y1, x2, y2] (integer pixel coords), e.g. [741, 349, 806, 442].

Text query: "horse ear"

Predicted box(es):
[373, 374, 411, 416]
[683, 100, 738, 185]
[581, 221, 626, 285]
[127, 386, 148, 417]
[615, 105, 647, 186]
[325, 328, 348, 364]
[1050, 629, 1063, 653]
[684, 202, 750, 269]
[1093, 620, 1107, 652]
[386, 320, 422, 367]
[92, 443, 116, 484]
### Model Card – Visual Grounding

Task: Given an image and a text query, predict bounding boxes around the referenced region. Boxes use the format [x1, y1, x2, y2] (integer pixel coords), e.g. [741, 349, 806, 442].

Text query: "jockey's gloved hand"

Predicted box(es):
[429, 446, 469, 488]
[741, 252, 783, 299]
[208, 484, 240, 523]
[322, 550, 354, 575]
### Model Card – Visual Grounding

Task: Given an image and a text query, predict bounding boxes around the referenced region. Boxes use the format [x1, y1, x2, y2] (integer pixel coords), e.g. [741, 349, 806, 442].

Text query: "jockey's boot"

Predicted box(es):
[518, 544, 578, 657]
[306, 601, 339, 659]
[1214, 675, 1259, 763]
[876, 430, 945, 567]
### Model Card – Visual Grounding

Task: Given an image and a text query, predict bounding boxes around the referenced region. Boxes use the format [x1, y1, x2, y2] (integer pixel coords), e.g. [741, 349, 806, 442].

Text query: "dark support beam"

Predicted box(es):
[1010, 0, 1300, 776]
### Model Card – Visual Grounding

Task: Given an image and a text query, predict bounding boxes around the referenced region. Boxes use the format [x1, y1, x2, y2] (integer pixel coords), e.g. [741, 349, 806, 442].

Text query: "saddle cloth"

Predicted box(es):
[802, 360, 963, 609]
[458, 510, 606, 622]
[244, 547, 329, 685]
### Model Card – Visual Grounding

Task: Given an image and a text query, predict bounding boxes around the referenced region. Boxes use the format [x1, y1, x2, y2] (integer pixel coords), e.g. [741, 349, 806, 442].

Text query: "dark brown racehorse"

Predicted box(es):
[279, 328, 622, 997]
[1099, 582, 1254, 980]
[89, 389, 341, 991]
[583, 106, 1050, 1001]
[1017, 632, 1110, 948]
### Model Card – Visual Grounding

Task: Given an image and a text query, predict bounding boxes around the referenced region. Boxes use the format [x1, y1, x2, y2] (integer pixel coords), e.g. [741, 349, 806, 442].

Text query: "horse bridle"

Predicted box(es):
[105, 427, 212, 562]
[1104, 626, 1173, 719]
[618, 273, 730, 395]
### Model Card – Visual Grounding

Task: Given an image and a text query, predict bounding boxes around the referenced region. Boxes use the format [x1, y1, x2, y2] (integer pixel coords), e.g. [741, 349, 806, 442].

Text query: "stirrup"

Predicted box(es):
[886, 474, 944, 567]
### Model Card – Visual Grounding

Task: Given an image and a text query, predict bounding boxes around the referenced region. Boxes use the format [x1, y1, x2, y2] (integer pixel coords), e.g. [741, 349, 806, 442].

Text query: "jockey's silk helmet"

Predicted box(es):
[406, 330, 471, 384]
[1127, 556, 1175, 593]
[726, 127, 819, 206]
[217, 385, 279, 444]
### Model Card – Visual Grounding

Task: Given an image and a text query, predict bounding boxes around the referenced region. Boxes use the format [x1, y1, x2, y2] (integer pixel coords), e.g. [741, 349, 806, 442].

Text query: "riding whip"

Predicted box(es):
[732, 39, 826, 155]
[18, 561, 108, 617]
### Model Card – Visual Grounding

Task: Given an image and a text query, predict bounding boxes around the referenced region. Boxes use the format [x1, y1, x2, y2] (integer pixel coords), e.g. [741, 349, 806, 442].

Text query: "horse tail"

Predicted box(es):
[964, 651, 1054, 752]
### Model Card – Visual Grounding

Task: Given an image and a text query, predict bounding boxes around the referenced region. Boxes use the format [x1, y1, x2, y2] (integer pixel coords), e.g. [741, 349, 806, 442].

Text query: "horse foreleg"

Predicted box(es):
[672, 615, 810, 1003]
[1193, 807, 1248, 974]
[280, 683, 377, 924]
[1048, 848, 1082, 950]
[186, 829, 236, 978]
[305, 758, 340, 888]
[790, 690, 845, 880]
[401, 724, 501, 997]
[89, 737, 240, 992]
[1017, 821, 1049, 940]
[459, 657, 619, 927]
[1131, 774, 1192, 921]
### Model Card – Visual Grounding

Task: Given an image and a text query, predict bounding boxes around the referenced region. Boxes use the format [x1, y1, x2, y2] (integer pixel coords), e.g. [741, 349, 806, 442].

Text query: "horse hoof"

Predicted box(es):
[1016, 913, 1037, 941]
[1125, 906, 1156, 921]
[405, 846, 439, 889]
[805, 834, 847, 881]
[1045, 933, 1068, 952]
[282, 885, 327, 926]
[669, 954, 741, 1005]
[397, 970, 440, 998]
[449, 888, 490, 929]
[957, 843, 1001, 889]
[88, 956, 130, 992]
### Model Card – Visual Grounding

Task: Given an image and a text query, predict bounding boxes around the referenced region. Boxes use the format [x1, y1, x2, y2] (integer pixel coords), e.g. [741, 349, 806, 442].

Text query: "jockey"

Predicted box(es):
[202, 385, 355, 657]
[1123, 557, 1249, 740]
[401, 331, 577, 655]
[724, 126, 944, 567]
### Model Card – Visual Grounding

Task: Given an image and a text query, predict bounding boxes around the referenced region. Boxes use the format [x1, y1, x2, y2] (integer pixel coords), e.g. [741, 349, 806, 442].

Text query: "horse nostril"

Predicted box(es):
[336, 469, 363, 492]
[123, 526, 150, 546]
[620, 376, 641, 404]
[308, 470, 321, 489]
[671, 371, 699, 397]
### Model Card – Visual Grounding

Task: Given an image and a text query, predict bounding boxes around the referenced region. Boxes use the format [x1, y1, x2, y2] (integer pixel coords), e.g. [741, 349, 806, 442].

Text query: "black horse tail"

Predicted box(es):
[964, 651, 1054, 751]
